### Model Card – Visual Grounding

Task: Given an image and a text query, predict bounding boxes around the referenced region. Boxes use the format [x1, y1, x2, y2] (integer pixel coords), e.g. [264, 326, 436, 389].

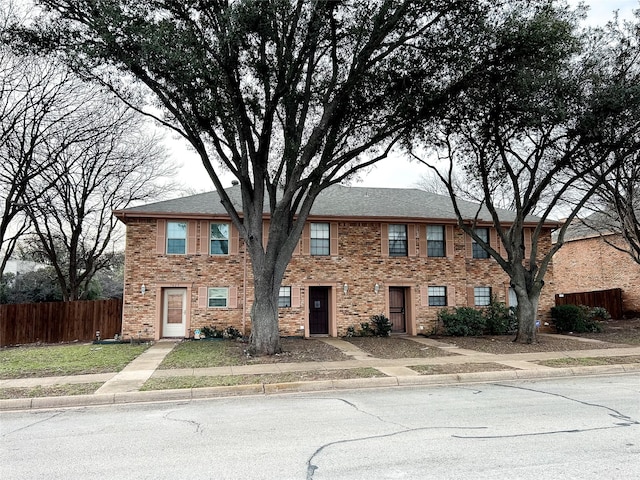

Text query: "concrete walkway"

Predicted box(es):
[2, 335, 640, 411]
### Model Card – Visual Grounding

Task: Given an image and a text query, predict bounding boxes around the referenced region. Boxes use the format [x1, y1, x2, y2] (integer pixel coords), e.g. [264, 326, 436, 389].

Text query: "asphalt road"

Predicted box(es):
[1, 374, 639, 479]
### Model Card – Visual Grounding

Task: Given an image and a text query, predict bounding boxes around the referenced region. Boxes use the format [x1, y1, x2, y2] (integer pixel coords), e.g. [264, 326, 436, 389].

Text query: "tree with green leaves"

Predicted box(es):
[14, 0, 607, 352]
[412, 6, 640, 343]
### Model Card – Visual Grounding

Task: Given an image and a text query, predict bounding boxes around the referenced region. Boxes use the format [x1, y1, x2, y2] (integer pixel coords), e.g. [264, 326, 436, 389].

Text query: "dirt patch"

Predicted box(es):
[429, 334, 628, 354]
[565, 318, 640, 345]
[427, 319, 639, 354]
[410, 363, 518, 375]
[235, 337, 350, 364]
[346, 337, 455, 359]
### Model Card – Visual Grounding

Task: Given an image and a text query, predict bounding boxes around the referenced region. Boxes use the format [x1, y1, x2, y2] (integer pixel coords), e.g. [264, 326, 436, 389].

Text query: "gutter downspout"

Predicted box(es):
[242, 241, 247, 336]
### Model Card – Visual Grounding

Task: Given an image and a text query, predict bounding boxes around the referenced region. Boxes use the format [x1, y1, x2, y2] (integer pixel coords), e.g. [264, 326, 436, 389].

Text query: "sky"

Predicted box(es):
[167, 0, 639, 194]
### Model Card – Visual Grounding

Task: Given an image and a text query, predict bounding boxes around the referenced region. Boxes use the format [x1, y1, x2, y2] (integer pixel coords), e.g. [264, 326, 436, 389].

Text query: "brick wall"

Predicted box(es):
[121, 218, 556, 339]
[554, 234, 640, 315]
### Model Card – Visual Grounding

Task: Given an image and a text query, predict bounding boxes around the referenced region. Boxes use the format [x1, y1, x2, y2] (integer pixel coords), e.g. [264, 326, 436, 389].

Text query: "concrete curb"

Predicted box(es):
[2, 363, 639, 412]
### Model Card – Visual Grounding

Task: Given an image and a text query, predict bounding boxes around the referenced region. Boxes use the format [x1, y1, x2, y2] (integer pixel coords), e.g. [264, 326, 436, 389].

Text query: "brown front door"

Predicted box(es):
[309, 287, 329, 335]
[389, 287, 406, 333]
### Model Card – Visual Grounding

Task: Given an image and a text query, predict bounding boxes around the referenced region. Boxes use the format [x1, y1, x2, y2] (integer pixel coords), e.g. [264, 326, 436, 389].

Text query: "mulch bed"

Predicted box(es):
[434, 334, 624, 354]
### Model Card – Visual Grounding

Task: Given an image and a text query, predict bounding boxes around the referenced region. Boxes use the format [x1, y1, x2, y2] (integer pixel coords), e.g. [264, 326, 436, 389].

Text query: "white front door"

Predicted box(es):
[163, 288, 186, 337]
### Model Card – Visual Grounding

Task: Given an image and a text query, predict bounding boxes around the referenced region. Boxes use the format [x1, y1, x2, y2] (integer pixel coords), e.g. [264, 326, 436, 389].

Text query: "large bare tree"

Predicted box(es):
[412, 7, 640, 343]
[16, 0, 599, 353]
[21, 97, 174, 301]
[0, 36, 83, 277]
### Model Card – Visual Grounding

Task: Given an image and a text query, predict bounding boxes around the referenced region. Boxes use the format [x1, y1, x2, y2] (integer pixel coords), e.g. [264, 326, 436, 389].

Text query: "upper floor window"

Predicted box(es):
[311, 222, 330, 256]
[210, 223, 229, 255]
[278, 286, 292, 308]
[167, 221, 187, 254]
[389, 224, 408, 257]
[208, 287, 229, 308]
[427, 225, 445, 257]
[472, 228, 490, 259]
[474, 286, 492, 306]
[428, 286, 447, 306]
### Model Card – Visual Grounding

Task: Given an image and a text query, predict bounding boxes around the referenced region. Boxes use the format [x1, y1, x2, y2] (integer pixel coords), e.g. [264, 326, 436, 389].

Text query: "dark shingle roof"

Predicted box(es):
[560, 211, 620, 242]
[116, 185, 543, 224]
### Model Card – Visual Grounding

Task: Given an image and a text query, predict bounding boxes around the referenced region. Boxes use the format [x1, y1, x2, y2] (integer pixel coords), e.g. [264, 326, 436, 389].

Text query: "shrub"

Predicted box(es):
[345, 325, 356, 338]
[223, 325, 243, 339]
[551, 304, 604, 333]
[438, 307, 486, 336]
[370, 314, 392, 337]
[359, 322, 373, 336]
[201, 325, 223, 338]
[484, 297, 518, 335]
[589, 306, 611, 321]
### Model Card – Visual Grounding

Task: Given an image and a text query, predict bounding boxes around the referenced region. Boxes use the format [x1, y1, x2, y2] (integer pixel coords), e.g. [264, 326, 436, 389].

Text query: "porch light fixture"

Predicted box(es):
[141, 284, 146, 295]
[343, 283, 348, 295]
[374, 283, 380, 294]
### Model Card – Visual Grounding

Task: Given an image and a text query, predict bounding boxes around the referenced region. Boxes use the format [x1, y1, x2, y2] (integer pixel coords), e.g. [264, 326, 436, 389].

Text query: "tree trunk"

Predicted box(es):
[513, 287, 540, 344]
[249, 294, 281, 355]
[246, 238, 289, 356]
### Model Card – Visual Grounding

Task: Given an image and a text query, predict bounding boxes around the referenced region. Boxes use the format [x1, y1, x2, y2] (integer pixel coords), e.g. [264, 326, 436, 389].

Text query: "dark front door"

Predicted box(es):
[389, 287, 406, 333]
[309, 287, 329, 335]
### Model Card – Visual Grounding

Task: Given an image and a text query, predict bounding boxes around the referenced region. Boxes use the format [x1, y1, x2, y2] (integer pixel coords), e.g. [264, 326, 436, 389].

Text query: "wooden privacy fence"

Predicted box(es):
[0, 298, 122, 347]
[555, 288, 623, 319]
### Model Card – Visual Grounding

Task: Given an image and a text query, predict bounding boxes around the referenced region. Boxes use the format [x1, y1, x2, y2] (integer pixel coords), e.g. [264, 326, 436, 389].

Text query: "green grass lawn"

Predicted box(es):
[0, 383, 104, 400]
[142, 368, 384, 390]
[158, 340, 245, 369]
[538, 355, 640, 367]
[0, 343, 149, 378]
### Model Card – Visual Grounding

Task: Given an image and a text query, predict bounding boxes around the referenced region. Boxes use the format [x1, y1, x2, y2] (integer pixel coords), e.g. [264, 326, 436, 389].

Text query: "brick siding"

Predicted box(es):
[121, 218, 556, 339]
[554, 234, 640, 315]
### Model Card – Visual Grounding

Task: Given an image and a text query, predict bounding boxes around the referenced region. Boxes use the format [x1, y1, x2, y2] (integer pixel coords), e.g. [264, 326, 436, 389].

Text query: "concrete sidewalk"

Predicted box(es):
[2, 336, 640, 411]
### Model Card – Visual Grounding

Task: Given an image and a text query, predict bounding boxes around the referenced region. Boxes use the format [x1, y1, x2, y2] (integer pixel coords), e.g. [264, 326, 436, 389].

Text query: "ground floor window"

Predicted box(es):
[278, 286, 291, 308]
[474, 286, 492, 306]
[509, 287, 518, 308]
[428, 286, 447, 306]
[208, 287, 228, 307]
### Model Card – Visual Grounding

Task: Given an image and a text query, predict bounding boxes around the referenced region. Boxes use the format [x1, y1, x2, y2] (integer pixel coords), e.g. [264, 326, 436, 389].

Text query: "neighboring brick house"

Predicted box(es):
[114, 185, 556, 340]
[554, 216, 640, 315]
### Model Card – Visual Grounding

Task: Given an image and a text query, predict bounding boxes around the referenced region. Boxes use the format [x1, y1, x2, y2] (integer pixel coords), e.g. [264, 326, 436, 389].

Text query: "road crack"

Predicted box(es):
[1, 411, 64, 437]
[163, 410, 204, 434]
[452, 382, 639, 439]
[305, 397, 485, 479]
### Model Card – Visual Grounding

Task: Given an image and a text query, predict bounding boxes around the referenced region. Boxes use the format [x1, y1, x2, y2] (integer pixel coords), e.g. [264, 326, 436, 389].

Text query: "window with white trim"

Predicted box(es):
[210, 223, 229, 255]
[278, 286, 291, 308]
[208, 287, 229, 308]
[310, 223, 330, 256]
[428, 286, 447, 306]
[166, 221, 187, 254]
[472, 228, 490, 259]
[427, 225, 445, 257]
[474, 286, 492, 306]
[389, 224, 408, 256]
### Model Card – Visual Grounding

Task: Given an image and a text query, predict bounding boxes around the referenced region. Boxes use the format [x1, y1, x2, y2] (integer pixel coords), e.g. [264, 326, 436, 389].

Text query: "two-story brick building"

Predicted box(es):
[114, 185, 556, 340]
